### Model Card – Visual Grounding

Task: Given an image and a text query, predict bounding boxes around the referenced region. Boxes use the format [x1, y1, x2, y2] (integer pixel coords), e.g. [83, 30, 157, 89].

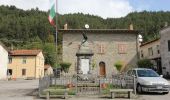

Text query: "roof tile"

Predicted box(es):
[10, 49, 42, 56]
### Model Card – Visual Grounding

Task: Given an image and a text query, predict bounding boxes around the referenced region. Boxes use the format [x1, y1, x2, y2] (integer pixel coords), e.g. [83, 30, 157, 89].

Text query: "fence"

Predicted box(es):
[112, 74, 136, 94]
[39, 74, 136, 96]
[39, 76, 51, 97]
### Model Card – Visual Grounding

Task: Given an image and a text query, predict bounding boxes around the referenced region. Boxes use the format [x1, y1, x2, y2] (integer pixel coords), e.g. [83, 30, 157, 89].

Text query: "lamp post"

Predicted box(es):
[137, 34, 143, 62]
[138, 34, 143, 43]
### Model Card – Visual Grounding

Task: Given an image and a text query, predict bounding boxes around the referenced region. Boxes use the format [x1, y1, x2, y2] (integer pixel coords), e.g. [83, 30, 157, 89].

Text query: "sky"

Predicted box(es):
[0, 0, 170, 19]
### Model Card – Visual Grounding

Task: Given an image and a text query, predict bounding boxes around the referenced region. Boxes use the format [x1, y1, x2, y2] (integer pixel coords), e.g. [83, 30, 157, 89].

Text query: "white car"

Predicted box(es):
[126, 68, 170, 94]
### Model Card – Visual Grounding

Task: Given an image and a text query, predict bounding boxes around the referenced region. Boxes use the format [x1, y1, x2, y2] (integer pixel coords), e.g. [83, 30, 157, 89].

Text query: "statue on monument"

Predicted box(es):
[81, 32, 88, 45]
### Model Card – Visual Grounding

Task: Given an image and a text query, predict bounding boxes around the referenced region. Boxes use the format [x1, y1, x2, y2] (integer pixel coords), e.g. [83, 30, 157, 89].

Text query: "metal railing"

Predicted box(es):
[39, 74, 137, 96]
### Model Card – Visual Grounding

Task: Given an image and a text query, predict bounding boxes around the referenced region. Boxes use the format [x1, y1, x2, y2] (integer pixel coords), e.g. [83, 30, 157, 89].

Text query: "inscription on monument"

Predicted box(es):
[81, 59, 89, 74]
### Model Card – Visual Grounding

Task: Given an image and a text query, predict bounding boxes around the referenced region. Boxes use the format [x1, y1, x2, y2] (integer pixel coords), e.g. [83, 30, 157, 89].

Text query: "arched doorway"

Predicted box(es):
[99, 61, 106, 77]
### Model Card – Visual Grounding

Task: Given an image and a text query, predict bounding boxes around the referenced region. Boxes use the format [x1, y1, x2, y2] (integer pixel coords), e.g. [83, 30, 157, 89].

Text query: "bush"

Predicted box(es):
[137, 59, 153, 68]
[92, 60, 96, 70]
[60, 62, 71, 73]
[114, 61, 123, 72]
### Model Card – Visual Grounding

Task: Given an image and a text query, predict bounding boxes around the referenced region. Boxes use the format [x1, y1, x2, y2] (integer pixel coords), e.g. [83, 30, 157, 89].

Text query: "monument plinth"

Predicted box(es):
[76, 40, 93, 75]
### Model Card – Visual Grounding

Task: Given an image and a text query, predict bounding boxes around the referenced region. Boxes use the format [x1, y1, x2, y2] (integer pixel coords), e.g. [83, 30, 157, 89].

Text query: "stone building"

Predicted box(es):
[140, 39, 162, 74]
[160, 27, 170, 77]
[59, 28, 139, 77]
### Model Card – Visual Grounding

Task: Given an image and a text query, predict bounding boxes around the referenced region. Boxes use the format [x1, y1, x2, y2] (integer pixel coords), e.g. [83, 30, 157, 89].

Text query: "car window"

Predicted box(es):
[137, 69, 159, 77]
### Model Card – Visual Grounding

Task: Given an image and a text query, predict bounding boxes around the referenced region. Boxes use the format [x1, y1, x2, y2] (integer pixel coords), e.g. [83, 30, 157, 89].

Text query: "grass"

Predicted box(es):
[42, 85, 76, 95]
[101, 84, 120, 94]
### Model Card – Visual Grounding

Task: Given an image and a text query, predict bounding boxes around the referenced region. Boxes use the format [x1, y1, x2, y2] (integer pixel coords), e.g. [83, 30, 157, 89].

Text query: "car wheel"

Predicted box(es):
[137, 84, 143, 94]
[163, 92, 169, 94]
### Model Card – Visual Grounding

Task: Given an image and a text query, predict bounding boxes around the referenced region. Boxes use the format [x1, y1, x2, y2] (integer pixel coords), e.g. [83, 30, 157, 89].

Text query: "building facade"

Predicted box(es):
[8, 50, 44, 79]
[44, 64, 53, 76]
[160, 27, 170, 77]
[60, 29, 139, 77]
[0, 42, 8, 80]
[140, 39, 162, 74]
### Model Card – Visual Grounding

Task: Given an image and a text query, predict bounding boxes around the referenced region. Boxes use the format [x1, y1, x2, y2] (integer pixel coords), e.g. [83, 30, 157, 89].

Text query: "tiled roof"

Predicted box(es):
[10, 50, 42, 56]
[44, 64, 51, 69]
[140, 38, 160, 47]
[58, 29, 139, 34]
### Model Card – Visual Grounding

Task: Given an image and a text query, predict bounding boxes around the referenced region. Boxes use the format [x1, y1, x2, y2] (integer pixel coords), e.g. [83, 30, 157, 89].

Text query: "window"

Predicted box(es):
[137, 69, 159, 77]
[22, 69, 26, 76]
[7, 69, 12, 75]
[168, 40, 170, 52]
[157, 45, 160, 54]
[22, 57, 27, 64]
[8, 57, 12, 64]
[148, 47, 153, 56]
[118, 44, 127, 54]
[98, 44, 105, 54]
[141, 50, 144, 58]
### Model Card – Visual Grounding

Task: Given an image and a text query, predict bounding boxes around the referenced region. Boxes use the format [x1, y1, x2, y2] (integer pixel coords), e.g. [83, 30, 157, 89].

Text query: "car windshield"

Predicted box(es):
[137, 69, 159, 77]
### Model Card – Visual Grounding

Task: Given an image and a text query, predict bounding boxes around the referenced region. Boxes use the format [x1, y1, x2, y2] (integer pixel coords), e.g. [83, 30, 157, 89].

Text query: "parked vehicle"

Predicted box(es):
[126, 68, 170, 94]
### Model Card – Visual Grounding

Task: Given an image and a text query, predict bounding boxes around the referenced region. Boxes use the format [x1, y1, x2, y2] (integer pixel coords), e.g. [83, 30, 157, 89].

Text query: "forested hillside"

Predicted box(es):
[1, 5, 170, 46]
[1, 5, 170, 66]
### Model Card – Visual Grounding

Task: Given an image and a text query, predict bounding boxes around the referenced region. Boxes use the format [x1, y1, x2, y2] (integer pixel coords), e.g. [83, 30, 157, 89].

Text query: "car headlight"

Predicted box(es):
[164, 82, 170, 86]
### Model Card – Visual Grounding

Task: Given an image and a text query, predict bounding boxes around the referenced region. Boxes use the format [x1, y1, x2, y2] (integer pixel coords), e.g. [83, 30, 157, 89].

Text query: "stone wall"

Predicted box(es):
[62, 31, 138, 76]
[160, 27, 170, 76]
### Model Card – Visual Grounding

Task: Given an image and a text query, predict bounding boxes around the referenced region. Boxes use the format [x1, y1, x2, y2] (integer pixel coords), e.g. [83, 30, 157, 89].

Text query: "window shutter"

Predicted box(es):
[98, 44, 105, 54]
[118, 44, 127, 54]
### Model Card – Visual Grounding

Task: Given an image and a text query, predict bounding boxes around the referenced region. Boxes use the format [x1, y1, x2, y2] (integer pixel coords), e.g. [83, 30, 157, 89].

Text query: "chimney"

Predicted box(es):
[64, 23, 68, 30]
[164, 22, 168, 27]
[129, 24, 133, 30]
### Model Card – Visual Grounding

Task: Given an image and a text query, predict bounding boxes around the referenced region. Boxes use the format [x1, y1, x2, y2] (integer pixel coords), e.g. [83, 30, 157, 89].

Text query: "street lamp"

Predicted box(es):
[85, 24, 89, 29]
[138, 34, 143, 43]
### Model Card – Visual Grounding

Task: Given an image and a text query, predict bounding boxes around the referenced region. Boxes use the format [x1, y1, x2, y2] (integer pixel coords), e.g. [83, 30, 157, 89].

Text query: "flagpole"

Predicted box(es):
[55, 0, 58, 64]
[55, 0, 58, 85]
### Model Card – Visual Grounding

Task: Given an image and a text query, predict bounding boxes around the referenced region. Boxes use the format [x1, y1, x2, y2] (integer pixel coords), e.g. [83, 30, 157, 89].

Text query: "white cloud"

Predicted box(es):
[0, 0, 49, 11]
[0, 0, 134, 18]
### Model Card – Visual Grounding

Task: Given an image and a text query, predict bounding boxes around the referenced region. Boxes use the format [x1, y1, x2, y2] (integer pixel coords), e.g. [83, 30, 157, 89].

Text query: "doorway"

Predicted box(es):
[99, 61, 106, 77]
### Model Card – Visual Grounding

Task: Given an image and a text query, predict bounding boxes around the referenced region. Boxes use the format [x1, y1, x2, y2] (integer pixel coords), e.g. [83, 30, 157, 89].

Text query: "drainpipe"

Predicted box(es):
[35, 56, 36, 79]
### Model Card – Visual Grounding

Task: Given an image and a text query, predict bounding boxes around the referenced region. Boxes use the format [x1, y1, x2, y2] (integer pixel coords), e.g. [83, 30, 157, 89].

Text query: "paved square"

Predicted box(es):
[0, 79, 169, 100]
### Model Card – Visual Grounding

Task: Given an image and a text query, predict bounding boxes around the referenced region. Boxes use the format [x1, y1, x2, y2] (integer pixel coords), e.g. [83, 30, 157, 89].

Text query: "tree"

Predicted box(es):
[137, 59, 153, 68]
[43, 43, 56, 67]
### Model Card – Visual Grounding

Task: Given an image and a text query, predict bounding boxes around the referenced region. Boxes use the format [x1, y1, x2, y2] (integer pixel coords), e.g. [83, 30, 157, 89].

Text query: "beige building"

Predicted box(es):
[8, 50, 44, 79]
[140, 38, 162, 74]
[59, 28, 139, 77]
[160, 26, 170, 77]
[44, 64, 53, 76]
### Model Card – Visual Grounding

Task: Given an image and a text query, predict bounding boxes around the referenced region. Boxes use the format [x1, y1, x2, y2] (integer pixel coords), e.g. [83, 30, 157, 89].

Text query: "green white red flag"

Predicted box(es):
[48, 0, 56, 26]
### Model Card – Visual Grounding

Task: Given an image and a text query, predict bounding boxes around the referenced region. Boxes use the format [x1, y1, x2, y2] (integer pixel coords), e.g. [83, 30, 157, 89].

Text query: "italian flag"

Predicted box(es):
[48, 0, 56, 26]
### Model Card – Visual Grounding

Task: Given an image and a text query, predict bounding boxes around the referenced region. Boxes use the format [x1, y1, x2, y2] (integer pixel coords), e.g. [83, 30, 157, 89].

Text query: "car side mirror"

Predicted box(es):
[160, 75, 163, 77]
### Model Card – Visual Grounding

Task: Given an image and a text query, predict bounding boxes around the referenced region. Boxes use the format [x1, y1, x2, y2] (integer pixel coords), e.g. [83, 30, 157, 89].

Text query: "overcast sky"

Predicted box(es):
[0, 0, 170, 19]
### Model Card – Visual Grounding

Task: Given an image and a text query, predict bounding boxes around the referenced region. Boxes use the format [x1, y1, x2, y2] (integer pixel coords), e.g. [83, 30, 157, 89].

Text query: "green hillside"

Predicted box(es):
[0, 5, 170, 66]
